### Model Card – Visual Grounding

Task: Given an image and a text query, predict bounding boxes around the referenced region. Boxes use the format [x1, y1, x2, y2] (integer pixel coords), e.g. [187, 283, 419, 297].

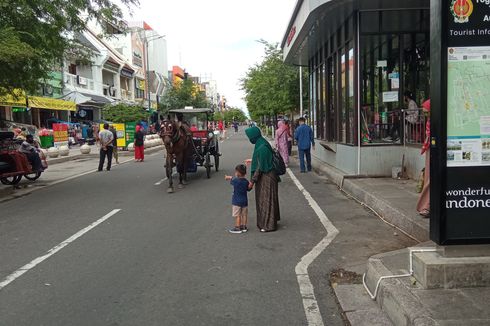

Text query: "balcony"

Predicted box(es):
[121, 89, 134, 102]
[65, 73, 96, 92]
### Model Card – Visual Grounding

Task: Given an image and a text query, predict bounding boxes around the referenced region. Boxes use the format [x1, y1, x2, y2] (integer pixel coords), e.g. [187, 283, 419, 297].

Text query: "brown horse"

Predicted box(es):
[159, 119, 192, 193]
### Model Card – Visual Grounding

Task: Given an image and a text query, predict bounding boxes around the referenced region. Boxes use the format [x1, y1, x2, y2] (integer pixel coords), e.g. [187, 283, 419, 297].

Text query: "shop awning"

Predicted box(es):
[29, 96, 77, 112]
[60, 91, 114, 107]
[0, 89, 27, 107]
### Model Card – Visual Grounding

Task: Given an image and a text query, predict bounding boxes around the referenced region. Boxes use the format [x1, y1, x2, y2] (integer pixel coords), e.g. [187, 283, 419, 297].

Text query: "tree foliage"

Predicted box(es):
[241, 40, 308, 121]
[214, 108, 247, 124]
[0, 0, 138, 95]
[102, 103, 149, 123]
[159, 78, 211, 113]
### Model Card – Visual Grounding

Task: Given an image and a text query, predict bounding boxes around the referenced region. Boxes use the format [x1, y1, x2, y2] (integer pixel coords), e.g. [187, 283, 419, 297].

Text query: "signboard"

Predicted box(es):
[99, 124, 126, 148]
[52, 123, 68, 147]
[125, 122, 136, 145]
[431, 0, 490, 244]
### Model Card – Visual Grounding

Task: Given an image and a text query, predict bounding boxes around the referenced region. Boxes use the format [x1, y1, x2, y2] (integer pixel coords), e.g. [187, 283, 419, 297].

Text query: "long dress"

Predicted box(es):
[275, 128, 289, 166]
[254, 170, 280, 231]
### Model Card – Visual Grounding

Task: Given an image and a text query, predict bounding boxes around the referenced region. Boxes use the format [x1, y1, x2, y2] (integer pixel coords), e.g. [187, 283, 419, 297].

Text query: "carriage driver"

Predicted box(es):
[176, 112, 193, 137]
[18, 134, 44, 172]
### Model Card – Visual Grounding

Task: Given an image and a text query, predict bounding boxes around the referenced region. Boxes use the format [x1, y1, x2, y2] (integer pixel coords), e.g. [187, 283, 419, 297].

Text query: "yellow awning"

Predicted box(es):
[29, 96, 76, 112]
[0, 89, 27, 107]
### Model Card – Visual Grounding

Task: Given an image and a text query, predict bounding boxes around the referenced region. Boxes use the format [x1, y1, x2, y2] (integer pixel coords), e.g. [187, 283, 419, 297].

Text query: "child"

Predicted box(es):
[225, 164, 252, 234]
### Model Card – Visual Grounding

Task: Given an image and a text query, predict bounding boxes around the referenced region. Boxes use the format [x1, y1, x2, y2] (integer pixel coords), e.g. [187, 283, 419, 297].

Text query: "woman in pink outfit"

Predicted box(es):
[275, 120, 289, 167]
[417, 100, 431, 217]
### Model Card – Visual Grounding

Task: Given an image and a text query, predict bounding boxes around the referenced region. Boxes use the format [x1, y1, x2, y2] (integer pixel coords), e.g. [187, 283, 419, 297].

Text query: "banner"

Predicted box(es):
[99, 124, 127, 148]
[52, 123, 68, 147]
[125, 122, 136, 145]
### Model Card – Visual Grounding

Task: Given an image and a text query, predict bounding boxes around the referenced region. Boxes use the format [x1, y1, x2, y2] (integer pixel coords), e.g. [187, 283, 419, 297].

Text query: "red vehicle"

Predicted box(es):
[0, 131, 47, 185]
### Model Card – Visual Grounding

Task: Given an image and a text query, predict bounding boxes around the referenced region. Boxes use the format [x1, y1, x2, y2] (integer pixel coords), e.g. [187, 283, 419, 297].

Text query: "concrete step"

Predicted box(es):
[364, 249, 435, 326]
[334, 284, 393, 326]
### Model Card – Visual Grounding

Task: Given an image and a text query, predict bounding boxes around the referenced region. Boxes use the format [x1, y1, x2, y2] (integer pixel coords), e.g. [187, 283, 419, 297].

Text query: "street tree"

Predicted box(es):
[159, 79, 211, 113]
[241, 40, 308, 122]
[0, 0, 138, 96]
[102, 103, 149, 123]
[219, 108, 247, 124]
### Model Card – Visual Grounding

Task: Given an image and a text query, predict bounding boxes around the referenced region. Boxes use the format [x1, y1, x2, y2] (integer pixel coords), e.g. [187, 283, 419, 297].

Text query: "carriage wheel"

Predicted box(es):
[24, 172, 41, 181]
[0, 175, 22, 185]
[214, 142, 220, 172]
[205, 153, 211, 179]
[214, 154, 220, 172]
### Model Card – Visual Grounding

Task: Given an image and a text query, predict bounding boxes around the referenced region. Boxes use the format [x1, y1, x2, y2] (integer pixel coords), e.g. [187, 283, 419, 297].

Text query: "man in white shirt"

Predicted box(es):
[98, 123, 114, 171]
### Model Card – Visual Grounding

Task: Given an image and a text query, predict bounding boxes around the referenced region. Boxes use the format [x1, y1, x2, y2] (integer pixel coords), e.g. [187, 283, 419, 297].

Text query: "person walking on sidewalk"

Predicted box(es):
[275, 120, 289, 167]
[417, 100, 431, 218]
[245, 126, 280, 232]
[134, 124, 145, 162]
[294, 117, 315, 173]
[98, 123, 114, 172]
[110, 125, 119, 164]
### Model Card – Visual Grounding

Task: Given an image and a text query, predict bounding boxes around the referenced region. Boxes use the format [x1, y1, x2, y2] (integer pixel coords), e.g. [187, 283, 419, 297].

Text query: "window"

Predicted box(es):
[340, 49, 346, 143]
[347, 46, 355, 144]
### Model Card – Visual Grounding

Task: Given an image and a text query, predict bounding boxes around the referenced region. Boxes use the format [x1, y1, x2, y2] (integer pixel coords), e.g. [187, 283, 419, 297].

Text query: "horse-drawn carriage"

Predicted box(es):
[160, 108, 221, 192]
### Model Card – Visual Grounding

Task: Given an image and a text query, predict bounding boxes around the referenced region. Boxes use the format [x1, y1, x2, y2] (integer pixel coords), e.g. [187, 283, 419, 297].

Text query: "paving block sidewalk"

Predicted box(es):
[310, 155, 429, 242]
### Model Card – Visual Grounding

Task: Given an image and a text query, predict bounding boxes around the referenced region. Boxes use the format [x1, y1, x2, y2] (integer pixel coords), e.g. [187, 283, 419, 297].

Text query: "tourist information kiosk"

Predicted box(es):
[432, 0, 490, 244]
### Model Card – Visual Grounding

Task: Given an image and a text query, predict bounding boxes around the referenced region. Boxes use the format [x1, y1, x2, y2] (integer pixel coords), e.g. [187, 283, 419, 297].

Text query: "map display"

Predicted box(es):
[447, 46, 490, 167]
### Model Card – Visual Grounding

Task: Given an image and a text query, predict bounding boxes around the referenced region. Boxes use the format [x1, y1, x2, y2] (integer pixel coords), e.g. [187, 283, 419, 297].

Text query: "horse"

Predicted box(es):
[159, 119, 192, 193]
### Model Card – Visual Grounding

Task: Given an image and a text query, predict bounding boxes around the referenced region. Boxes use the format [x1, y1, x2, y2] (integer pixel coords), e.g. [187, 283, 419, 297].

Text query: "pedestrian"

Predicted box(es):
[134, 124, 145, 162]
[98, 123, 114, 172]
[218, 120, 224, 139]
[285, 120, 293, 156]
[417, 100, 431, 218]
[294, 117, 315, 173]
[233, 121, 239, 133]
[275, 120, 289, 167]
[225, 164, 251, 234]
[245, 126, 280, 232]
[110, 125, 119, 164]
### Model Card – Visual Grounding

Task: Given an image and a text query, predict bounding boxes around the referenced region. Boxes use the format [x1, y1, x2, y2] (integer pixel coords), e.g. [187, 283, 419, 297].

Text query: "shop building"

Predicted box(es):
[282, 0, 430, 178]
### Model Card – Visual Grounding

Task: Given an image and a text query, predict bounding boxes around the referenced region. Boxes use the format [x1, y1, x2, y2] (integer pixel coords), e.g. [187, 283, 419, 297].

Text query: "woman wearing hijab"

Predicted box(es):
[275, 120, 289, 167]
[417, 100, 431, 217]
[134, 124, 145, 162]
[245, 126, 280, 232]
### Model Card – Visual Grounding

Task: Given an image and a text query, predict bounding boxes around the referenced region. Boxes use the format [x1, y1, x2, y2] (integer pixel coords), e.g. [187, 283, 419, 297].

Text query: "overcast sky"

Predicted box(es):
[128, 0, 297, 110]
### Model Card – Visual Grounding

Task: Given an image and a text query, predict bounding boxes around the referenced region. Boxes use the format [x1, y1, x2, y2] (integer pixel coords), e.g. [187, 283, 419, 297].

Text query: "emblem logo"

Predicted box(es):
[451, 0, 474, 23]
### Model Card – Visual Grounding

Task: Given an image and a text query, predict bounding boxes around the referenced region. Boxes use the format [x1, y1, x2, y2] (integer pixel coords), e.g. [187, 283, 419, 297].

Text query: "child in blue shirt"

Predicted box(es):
[225, 164, 252, 234]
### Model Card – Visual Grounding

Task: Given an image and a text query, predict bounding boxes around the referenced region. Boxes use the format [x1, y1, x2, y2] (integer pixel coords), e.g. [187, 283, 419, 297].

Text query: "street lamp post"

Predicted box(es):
[143, 33, 165, 114]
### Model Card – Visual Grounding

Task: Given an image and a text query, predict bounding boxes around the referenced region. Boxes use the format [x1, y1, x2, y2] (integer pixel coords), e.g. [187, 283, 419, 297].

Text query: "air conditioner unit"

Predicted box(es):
[109, 86, 116, 97]
[77, 76, 88, 86]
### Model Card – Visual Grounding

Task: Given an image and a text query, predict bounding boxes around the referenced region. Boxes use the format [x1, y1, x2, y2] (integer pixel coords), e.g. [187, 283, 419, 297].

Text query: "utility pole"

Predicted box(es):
[299, 66, 303, 117]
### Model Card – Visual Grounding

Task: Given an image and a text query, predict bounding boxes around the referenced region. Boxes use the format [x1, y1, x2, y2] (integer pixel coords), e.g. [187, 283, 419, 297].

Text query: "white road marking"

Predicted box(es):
[287, 168, 339, 326]
[0, 209, 121, 291]
[154, 172, 178, 186]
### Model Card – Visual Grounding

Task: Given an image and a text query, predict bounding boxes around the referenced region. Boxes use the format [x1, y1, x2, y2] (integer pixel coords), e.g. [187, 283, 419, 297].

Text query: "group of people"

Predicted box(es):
[225, 118, 315, 234]
[97, 122, 147, 171]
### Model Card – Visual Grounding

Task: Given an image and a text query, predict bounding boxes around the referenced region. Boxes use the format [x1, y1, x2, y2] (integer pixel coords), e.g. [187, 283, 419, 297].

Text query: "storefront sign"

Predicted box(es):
[431, 0, 490, 244]
[287, 26, 296, 46]
[12, 107, 27, 113]
[52, 123, 68, 147]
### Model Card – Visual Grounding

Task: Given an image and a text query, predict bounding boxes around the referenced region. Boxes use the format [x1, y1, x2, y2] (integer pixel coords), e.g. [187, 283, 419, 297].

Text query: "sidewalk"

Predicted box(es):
[305, 155, 490, 325]
[310, 155, 429, 242]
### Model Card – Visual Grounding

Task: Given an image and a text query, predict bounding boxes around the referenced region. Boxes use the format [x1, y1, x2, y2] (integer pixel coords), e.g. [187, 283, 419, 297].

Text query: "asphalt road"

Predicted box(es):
[0, 129, 414, 326]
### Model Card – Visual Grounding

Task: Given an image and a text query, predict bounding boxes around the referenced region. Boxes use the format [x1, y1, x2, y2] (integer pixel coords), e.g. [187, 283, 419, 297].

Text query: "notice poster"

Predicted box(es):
[125, 122, 136, 145]
[52, 123, 68, 147]
[446, 46, 490, 167]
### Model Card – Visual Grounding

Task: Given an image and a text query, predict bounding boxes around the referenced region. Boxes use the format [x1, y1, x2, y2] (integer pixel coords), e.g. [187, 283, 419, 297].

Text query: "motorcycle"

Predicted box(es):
[0, 131, 48, 185]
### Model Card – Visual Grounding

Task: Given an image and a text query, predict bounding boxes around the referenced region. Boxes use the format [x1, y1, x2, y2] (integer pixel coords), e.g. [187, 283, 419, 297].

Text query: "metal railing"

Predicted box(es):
[121, 89, 134, 101]
[403, 109, 427, 146]
[64, 73, 96, 91]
